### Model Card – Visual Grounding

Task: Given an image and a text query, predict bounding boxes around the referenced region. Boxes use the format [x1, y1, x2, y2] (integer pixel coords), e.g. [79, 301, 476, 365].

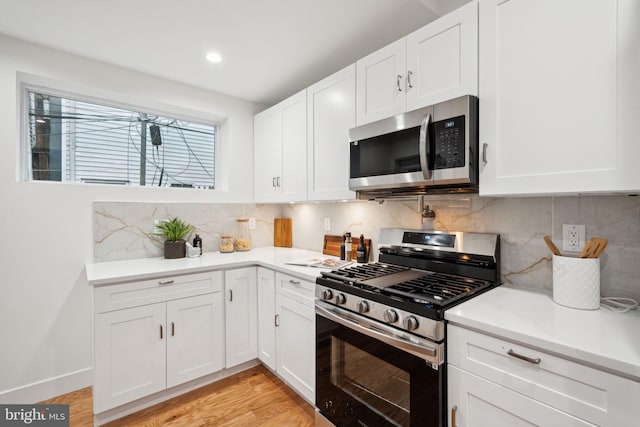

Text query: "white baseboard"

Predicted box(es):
[0, 368, 92, 404]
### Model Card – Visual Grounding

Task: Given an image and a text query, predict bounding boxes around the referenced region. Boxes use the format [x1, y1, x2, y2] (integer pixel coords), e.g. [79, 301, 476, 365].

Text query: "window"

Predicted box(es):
[26, 89, 216, 188]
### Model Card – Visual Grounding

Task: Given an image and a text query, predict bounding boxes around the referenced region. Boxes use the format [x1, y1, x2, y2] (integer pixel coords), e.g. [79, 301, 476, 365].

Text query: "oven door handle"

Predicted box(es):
[315, 302, 441, 363]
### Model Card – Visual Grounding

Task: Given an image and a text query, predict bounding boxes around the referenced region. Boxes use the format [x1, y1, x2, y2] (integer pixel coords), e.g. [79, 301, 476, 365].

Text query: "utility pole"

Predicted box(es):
[140, 113, 147, 185]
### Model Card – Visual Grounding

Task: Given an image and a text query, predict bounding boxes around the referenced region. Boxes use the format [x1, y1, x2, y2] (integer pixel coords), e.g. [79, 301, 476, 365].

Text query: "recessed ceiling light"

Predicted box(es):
[205, 52, 222, 63]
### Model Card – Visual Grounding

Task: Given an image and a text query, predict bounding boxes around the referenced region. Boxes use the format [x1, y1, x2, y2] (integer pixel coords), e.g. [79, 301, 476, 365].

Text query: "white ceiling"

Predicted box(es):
[0, 0, 470, 106]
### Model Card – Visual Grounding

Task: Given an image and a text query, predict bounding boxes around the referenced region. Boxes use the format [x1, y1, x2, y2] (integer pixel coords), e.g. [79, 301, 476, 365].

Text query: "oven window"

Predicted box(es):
[331, 337, 410, 426]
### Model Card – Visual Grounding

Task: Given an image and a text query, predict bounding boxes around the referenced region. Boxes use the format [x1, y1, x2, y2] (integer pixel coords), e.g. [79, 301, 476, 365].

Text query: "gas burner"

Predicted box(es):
[383, 272, 491, 306]
[322, 263, 408, 282]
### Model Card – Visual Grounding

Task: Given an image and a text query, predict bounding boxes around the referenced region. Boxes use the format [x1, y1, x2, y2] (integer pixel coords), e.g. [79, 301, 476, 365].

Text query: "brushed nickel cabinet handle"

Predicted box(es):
[482, 143, 488, 164]
[508, 349, 541, 364]
[407, 70, 414, 89]
[396, 74, 403, 92]
[160, 325, 163, 339]
[229, 289, 233, 302]
[275, 314, 280, 327]
[451, 405, 457, 427]
[158, 280, 174, 285]
[171, 322, 175, 337]
[289, 279, 301, 286]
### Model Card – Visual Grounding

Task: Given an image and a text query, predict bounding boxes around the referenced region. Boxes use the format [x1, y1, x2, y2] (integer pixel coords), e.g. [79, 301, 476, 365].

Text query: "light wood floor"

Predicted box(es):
[40, 365, 314, 426]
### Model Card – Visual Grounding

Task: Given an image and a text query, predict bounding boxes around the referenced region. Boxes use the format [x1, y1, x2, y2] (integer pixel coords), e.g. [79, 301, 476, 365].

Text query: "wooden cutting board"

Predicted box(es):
[323, 234, 372, 261]
[274, 218, 292, 247]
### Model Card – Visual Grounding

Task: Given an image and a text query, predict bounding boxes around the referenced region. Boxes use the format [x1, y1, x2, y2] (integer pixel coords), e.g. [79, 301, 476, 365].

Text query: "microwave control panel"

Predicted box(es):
[433, 115, 465, 169]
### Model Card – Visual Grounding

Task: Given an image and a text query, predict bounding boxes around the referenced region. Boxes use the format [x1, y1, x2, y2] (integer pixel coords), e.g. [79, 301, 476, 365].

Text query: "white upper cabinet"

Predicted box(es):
[254, 90, 307, 203]
[479, 0, 640, 196]
[307, 64, 356, 201]
[406, 1, 478, 111]
[356, 1, 478, 125]
[356, 39, 406, 125]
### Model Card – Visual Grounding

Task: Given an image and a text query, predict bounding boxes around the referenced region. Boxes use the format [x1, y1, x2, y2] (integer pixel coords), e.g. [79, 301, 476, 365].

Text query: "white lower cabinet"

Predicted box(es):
[166, 293, 224, 387]
[448, 365, 595, 427]
[257, 267, 276, 370]
[224, 267, 258, 368]
[447, 324, 640, 426]
[256, 271, 316, 403]
[276, 292, 315, 403]
[93, 271, 224, 413]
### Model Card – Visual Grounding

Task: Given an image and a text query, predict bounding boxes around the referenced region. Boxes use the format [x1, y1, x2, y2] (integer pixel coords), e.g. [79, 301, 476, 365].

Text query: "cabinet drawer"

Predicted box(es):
[94, 271, 223, 313]
[275, 272, 314, 306]
[448, 325, 640, 426]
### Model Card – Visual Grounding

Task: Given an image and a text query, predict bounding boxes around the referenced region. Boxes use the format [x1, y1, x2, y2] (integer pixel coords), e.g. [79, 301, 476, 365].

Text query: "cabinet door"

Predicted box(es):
[94, 303, 166, 413]
[166, 293, 224, 388]
[356, 38, 406, 125]
[254, 104, 282, 203]
[307, 64, 356, 201]
[280, 90, 308, 202]
[276, 294, 315, 403]
[406, 1, 477, 111]
[256, 267, 276, 370]
[224, 268, 257, 368]
[478, 0, 635, 196]
[448, 365, 596, 426]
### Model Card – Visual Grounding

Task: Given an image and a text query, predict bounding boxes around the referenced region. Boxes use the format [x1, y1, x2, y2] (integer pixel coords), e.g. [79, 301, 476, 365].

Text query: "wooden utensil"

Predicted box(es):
[578, 241, 594, 258]
[590, 237, 608, 258]
[543, 235, 562, 256]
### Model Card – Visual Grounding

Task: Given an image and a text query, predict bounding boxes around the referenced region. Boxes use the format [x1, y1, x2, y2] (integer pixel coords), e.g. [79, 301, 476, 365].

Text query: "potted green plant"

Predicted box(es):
[155, 217, 194, 259]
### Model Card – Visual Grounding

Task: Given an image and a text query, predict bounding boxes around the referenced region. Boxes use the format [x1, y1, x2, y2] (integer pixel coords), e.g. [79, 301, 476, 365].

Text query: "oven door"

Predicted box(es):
[316, 301, 445, 427]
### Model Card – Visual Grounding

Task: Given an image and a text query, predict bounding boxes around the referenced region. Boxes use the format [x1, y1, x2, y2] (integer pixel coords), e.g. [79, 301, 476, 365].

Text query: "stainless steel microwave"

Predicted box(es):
[349, 95, 479, 198]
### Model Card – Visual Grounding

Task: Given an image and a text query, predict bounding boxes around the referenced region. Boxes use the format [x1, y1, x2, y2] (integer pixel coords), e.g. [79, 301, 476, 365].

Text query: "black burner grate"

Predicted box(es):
[321, 263, 408, 281]
[384, 272, 490, 305]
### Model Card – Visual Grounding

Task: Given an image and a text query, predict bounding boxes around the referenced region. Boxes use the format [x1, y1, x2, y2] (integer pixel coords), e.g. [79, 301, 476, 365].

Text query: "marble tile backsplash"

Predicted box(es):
[94, 195, 640, 301]
[93, 202, 281, 262]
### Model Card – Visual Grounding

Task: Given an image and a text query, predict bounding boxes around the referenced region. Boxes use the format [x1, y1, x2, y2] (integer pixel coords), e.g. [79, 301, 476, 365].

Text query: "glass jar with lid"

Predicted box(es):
[220, 235, 235, 253]
[235, 218, 251, 251]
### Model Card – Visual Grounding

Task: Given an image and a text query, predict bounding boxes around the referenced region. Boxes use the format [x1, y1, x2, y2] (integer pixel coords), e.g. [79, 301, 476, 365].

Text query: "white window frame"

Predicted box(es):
[17, 72, 225, 188]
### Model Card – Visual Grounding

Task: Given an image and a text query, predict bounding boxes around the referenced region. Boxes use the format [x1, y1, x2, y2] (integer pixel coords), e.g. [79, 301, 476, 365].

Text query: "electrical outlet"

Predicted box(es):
[562, 224, 586, 252]
[324, 217, 331, 232]
[248, 218, 256, 230]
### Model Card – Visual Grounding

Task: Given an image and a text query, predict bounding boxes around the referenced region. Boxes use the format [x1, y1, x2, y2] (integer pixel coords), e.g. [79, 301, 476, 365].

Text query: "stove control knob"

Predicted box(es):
[383, 309, 399, 323]
[403, 315, 419, 331]
[357, 301, 370, 313]
[335, 293, 347, 305]
[321, 289, 333, 300]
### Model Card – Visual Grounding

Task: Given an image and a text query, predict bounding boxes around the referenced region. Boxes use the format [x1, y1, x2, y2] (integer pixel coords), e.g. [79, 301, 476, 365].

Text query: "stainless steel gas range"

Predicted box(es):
[315, 228, 500, 427]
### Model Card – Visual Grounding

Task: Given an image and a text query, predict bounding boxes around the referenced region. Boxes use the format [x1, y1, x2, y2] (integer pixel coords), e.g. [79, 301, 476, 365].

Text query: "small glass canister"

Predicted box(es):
[220, 235, 235, 253]
[235, 218, 251, 251]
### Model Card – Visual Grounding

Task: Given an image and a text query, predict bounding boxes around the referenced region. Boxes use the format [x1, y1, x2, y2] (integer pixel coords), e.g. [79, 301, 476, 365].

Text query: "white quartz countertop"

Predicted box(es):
[86, 247, 334, 286]
[445, 285, 640, 381]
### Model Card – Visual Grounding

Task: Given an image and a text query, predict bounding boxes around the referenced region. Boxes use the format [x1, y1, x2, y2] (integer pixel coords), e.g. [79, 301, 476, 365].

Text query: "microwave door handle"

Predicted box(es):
[419, 113, 432, 180]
